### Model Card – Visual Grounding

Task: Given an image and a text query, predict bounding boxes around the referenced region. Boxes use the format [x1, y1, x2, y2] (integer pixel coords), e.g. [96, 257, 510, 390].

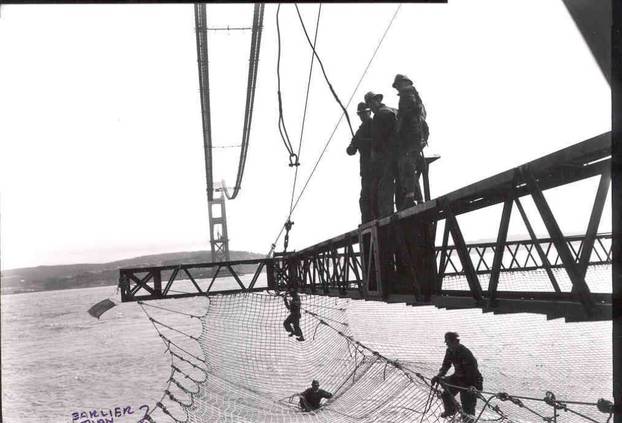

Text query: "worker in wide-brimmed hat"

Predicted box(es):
[364, 91, 397, 220]
[346, 102, 374, 224]
[391, 73, 428, 210]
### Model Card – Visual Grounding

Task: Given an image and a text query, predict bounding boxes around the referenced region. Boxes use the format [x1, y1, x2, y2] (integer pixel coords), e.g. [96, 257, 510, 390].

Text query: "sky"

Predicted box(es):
[0, 1, 611, 270]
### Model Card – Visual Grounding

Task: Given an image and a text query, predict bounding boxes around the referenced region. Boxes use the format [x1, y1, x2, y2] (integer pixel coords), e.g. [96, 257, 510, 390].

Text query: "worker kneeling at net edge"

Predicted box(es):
[298, 380, 333, 412]
[431, 332, 484, 420]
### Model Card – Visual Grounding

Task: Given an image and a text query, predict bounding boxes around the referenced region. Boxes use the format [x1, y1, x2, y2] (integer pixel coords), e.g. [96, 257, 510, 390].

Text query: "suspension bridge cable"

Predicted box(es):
[268, 4, 401, 253]
[276, 3, 298, 166]
[289, 4, 322, 215]
[224, 3, 265, 200]
[294, 4, 355, 139]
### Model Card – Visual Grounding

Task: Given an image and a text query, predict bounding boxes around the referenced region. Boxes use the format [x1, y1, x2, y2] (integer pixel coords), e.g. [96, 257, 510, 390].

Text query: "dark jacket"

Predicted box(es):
[346, 119, 373, 177]
[396, 86, 427, 152]
[370, 104, 397, 157]
[301, 388, 332, 410]
[286, 295, 301, 316]
[438, 344, 482, 385]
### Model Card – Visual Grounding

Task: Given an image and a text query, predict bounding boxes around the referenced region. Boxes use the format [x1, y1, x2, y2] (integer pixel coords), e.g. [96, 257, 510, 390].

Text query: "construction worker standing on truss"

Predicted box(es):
[346, 102, 374, 224]
[364, 91, 398, 219]
[392, 74, 429, 210]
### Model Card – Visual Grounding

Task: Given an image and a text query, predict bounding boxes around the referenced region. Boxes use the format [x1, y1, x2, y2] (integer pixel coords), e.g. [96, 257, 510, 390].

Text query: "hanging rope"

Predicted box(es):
[294, 4, 355, 138]
[276, 4, 299, 167]
[266, 4, 402, 257]
[289, 4, 401, 216]
[139, 303, 187, 423]
[138, 301, 201, 319]
[289, 4, 322, 216]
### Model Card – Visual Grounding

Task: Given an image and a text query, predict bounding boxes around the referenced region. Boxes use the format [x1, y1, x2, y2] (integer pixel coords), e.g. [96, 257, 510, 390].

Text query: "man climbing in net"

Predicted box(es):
[283, 289, 304, 341]
[432, 332, 484, 421]
[297, 379, 333, 412]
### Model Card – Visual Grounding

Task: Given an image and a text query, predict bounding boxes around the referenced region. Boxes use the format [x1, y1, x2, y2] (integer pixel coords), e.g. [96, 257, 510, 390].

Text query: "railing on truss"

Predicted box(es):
[268, 232, 613, 294]
[437, 233, 612, 277]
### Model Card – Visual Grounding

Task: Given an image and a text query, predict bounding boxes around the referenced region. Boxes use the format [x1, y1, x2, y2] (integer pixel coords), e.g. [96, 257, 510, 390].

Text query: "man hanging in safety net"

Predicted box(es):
[297, 379, 333, 412]
[283, 289, 304, 341]
[392, 73, 429, 210]
[432, 332, 484, 421]
[346, 102, 374, 224]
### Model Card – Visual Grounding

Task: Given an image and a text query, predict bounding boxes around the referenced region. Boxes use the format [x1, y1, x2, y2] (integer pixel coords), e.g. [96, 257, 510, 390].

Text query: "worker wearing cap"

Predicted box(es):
[392, 74, 428, 210]
[346, 102, 374, 223]
[431, 332, 483, 420]
[298, 379, 333, 411]
[364, 91, 397, 219]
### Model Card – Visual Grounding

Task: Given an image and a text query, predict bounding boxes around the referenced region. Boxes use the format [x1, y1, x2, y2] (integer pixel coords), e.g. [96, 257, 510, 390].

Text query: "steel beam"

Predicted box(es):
[444, 205, 483, 301]
[514, 197, 561, 292]
[521, 166, 595, 313]
[612, 2, 621, 416]
[488, 198, 513, 304]
[578, 170, 611, 278]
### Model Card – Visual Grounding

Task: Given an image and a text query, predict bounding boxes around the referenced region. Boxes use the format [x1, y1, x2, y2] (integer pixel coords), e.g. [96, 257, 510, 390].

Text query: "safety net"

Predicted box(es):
[137, 273, 613, 423]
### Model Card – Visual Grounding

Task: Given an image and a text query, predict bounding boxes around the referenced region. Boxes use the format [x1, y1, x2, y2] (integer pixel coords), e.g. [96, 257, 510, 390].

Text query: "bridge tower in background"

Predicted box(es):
[208, 190, 230, 262]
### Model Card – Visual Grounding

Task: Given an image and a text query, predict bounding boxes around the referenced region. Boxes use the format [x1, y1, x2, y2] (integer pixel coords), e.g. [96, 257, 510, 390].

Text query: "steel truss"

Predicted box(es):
[119, 258, 270, 302]
[120, 132, 612, 322]
[270, 132, 612, 322]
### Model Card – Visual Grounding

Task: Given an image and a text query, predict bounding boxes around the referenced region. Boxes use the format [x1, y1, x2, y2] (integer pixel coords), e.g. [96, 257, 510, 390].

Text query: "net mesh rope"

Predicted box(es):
[140, 269, 612, 423]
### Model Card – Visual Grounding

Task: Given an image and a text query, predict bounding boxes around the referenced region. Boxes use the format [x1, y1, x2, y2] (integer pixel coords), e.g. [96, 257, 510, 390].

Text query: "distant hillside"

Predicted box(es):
[1, 250, 263, 295]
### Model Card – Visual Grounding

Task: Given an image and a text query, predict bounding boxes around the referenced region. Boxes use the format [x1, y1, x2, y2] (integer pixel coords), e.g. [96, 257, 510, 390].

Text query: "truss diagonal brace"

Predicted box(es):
[520, 166, 595, 313]
[578, 168, 611, 278]
[514, 198, 560, 292]
[444, 203, 483, 301]
[488, 197, 513, 305]
[436, 221, 451, 291]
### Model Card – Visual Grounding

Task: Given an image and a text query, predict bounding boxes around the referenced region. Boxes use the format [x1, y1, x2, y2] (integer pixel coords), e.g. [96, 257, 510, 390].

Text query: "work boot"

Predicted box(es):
[296, 336, 305, 342]
[440, 410, 456, 419]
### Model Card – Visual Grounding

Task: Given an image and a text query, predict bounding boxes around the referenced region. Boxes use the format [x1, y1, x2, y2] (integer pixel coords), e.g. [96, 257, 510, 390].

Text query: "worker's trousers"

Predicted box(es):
[394, 149, 424, 211]
[283, 313, 302, 337]
[440, 374, 483, 419]
[359, 175, 373, 224]
[369, 159, 394, 220]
